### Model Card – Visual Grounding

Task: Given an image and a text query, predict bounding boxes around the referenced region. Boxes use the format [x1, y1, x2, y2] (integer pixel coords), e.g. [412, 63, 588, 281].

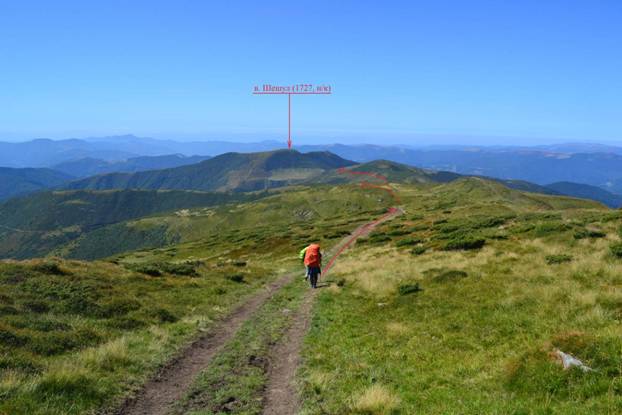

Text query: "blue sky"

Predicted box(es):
[1, 0, 621, 145]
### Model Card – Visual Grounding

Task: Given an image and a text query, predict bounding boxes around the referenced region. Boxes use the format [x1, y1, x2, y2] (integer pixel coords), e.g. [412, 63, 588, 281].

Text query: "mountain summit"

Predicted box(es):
[64, 150, 356, 192]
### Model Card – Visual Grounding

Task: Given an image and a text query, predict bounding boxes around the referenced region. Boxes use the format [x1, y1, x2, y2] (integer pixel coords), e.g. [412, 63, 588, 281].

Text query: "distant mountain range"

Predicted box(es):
[5, 135, 622, 191]
[57, 150, 622, 208]
[297, 144, 622, 190]
[0, 135, 282, 167]
[52, 154, 211, 178]
[3, 135, 622, 207]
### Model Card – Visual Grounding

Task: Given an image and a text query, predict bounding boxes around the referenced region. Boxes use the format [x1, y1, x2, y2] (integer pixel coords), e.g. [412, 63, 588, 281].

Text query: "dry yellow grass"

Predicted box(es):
[352, 384, 401, 414]
[385, 321, 409, 336]
[83, 337, 130, 371]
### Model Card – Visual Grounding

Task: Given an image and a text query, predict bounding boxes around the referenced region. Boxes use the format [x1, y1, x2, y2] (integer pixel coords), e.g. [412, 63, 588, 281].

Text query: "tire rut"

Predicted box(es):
[117, 274, 293, 415]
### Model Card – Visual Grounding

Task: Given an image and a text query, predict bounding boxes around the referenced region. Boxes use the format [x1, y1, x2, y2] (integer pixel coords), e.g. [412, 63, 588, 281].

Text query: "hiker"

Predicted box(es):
[303, 243, 322, 289]
[299, 245, 309, 279]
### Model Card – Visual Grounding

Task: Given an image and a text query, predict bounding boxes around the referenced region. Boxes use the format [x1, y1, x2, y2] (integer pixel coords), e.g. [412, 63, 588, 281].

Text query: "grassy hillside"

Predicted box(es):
[0, 189, 263, 259]
[63, 150, 355, 192]
[547, 181, 622, 208]
[313, 160, 460, 185]
[0, 252, 287, 414]
[0, 182, 390, 414]
[61, 184, 392, 261]
[0, 167, 73, 201]
[1, 167, 619, 414]
[0, 179, 391, 261]
[299, 178, 622, 414]
[315, 159, 615, 208]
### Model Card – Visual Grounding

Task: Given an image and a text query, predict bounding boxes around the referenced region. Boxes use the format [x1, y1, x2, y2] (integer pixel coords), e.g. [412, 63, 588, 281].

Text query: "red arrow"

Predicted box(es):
[287, 93, 292, 149]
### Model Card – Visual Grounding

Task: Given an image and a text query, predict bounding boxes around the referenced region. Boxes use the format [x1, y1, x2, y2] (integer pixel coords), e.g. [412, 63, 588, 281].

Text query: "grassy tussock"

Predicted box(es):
[353, 384, 401, 414]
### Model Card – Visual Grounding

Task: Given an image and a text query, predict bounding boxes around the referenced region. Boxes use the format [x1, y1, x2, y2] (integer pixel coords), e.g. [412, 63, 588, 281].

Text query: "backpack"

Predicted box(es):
[304, 244, 321, 267]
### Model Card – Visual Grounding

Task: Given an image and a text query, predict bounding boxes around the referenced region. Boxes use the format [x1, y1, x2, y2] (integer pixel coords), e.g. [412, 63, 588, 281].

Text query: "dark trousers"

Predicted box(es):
[308, 266, 321, 288]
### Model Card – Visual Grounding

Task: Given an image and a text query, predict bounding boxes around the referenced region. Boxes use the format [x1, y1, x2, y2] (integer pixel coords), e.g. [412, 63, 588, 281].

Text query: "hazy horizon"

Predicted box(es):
[2, 132, 622, 148]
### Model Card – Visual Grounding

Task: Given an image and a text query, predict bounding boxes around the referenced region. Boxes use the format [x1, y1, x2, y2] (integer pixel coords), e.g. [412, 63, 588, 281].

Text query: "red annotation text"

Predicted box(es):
[253, 84, 332, 94]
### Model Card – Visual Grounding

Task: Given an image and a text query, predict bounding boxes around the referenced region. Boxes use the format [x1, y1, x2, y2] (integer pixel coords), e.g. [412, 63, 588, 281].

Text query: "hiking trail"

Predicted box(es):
[262, 207, 403, 415]
[116, 207, 401, 415]
[117, 275, 293, 415]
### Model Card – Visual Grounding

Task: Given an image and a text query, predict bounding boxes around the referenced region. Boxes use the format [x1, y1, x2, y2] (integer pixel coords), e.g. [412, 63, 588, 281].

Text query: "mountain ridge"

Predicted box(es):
[0, 167, 74, 200]
[63, 149, 356, 192]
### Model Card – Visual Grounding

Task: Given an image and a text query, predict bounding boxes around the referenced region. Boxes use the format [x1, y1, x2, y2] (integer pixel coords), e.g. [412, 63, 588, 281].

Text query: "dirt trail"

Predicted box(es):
[262, 207, 402, 415]
[117, 207, 401, 415]
[117, 274, 293, 415]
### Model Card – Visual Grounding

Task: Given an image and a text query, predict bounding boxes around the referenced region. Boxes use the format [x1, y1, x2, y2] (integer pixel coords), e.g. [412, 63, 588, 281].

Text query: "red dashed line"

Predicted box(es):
[321, 166, 403, 275]
[336, 167, 401, 204]
[323, 207, 399, 275]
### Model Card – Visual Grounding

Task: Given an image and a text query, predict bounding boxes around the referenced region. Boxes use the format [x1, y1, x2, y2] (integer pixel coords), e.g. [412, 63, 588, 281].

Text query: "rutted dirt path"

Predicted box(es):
[118, 274, 294, 415]
[262, 207, 402, 415]
[117, 207, 401, 415]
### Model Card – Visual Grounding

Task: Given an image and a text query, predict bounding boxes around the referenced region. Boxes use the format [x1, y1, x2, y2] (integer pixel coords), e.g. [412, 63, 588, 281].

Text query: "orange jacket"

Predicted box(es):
[304, 243, 322, 267]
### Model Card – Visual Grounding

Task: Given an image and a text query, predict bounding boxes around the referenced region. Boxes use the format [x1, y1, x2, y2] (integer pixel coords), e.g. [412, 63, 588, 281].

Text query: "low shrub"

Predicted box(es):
[433, 270, 468, 283]
[610, 242, 622, 258]
[398, 283, 422, 295]
[368, 232, 391, 244]
[574, 229, 606, 239]
[533, 222, 570, 237]
[436, 223, 461, 234]
[226, 274, 246, 283]
[133, 264, 162, 277]
[29, 328, 100, 356]
[388, 229, 410, 236]
[443, 236, 485, 251]
[411, 246, 426, 255]
[161, 262, 198, 276]
[22, 300, 50, 313]
[0, 324, 26, 347]
[97, 298, 141, 318]
[325, 230, 350, 239]
[152, 308, 178, 323]
[546, 254, 573, 265]
[0, 352, 42, 373]
[15, 318, 70, 332]
[395, 237, 422, 247]
[32, 261, 67, 275]
[0, 304, 18, 315]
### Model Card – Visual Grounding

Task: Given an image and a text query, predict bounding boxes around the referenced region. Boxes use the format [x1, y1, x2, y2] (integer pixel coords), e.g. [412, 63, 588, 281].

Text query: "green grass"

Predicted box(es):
[298, 182, 622, 414]
[1, 172, 618, 414]
[0, 255, 282, 414]
[0, 183, 388, 413]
